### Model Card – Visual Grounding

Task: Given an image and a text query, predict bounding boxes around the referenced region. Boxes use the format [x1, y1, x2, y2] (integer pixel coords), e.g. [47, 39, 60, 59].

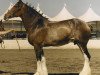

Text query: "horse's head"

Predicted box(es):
[4, 0, 26, 20]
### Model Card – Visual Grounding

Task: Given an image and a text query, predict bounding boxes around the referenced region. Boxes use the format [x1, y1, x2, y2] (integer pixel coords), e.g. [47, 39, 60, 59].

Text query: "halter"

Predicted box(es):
[14, 30, 21, 50]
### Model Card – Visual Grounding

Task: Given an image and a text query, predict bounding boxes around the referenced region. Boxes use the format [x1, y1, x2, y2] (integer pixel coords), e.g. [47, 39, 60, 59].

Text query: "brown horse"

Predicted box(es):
[4, 0, 91, 75]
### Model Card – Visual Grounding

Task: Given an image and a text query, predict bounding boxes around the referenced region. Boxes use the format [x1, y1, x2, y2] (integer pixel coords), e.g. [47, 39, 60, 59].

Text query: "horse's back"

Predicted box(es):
[48, 18, 91, 34]
[47, 18, 91, 44]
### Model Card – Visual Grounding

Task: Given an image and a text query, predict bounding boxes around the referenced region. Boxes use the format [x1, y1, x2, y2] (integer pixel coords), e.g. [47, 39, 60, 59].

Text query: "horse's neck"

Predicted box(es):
[21, 12, 44, 33]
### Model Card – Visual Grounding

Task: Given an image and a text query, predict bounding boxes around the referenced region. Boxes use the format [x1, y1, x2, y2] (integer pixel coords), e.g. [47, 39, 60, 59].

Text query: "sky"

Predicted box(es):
[0, 0, 100, 17]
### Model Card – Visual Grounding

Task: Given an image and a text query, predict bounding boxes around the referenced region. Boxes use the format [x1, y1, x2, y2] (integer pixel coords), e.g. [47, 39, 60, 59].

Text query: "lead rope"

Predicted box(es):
[14, 31, 21, 50]
[11, 20, 21, 51]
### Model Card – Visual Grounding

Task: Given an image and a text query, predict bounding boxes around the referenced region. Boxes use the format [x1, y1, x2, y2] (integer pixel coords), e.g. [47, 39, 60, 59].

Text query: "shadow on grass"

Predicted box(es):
[0, 70, 10, 74]
[0, 70, 79, 75]
[11, 72, 79, 75]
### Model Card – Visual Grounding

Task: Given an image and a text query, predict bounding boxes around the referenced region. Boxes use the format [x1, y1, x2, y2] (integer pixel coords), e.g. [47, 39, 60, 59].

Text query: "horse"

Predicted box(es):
[4, 0, 91, 75]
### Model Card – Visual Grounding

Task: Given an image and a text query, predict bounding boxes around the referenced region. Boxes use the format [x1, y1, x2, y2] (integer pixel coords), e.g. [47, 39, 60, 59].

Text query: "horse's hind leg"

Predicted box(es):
[77, 43, 91, 75]
[34, 44, 48, 75]
[77, 43, 91, 60]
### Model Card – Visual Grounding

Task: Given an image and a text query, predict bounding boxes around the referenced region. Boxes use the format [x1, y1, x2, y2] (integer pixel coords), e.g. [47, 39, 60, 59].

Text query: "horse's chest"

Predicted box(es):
[28, 28, 48, 45]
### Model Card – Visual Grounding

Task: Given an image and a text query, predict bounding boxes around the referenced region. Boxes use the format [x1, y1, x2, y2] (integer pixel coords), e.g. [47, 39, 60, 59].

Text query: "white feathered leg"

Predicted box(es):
[79, 53, 91, 75]
[34, 56, 48, 75]
[34, 61, 42, 75]
[41, 57, 48, 75]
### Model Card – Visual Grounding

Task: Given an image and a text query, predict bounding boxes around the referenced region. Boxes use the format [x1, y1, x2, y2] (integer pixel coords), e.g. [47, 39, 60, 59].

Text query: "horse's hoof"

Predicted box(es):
[34, 72, 39, 75]
[34, 72, 48, 75]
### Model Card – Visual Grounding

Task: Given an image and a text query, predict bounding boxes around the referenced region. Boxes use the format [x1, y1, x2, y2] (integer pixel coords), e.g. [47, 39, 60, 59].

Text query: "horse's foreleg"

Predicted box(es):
[77, 43, 91, 75]
[34, 45, 48, 75]
[77, 43, 91, 60]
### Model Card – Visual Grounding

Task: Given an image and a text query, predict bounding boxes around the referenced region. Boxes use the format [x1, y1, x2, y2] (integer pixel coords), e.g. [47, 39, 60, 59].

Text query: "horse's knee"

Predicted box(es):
[34, 46, 44, 60]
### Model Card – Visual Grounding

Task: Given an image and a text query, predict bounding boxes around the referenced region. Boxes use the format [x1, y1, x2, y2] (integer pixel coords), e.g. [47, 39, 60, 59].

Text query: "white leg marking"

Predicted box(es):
[34, 57, 48, 75]
[79, 53, 91, 75]
[41, 57, 48, 75]
[34, 61, 42, 75]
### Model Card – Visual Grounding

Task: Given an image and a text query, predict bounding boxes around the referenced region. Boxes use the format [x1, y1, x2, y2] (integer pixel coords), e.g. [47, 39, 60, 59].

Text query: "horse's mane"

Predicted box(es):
[25, 2, 48, 20]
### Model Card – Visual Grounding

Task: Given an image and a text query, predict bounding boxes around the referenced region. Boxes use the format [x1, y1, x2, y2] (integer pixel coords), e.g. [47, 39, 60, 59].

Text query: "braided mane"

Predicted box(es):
[25, 2, 48, 19]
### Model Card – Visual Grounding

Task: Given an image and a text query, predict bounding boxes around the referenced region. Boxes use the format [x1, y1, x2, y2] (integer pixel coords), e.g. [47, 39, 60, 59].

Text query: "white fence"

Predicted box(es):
[0, 40, 100, 49]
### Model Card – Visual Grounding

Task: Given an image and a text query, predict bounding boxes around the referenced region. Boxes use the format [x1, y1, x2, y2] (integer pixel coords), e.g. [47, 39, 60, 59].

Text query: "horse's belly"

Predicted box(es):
[41, 26, 72, 46]
[44, 38, 70, 46]
[44, 30, 71, 46]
